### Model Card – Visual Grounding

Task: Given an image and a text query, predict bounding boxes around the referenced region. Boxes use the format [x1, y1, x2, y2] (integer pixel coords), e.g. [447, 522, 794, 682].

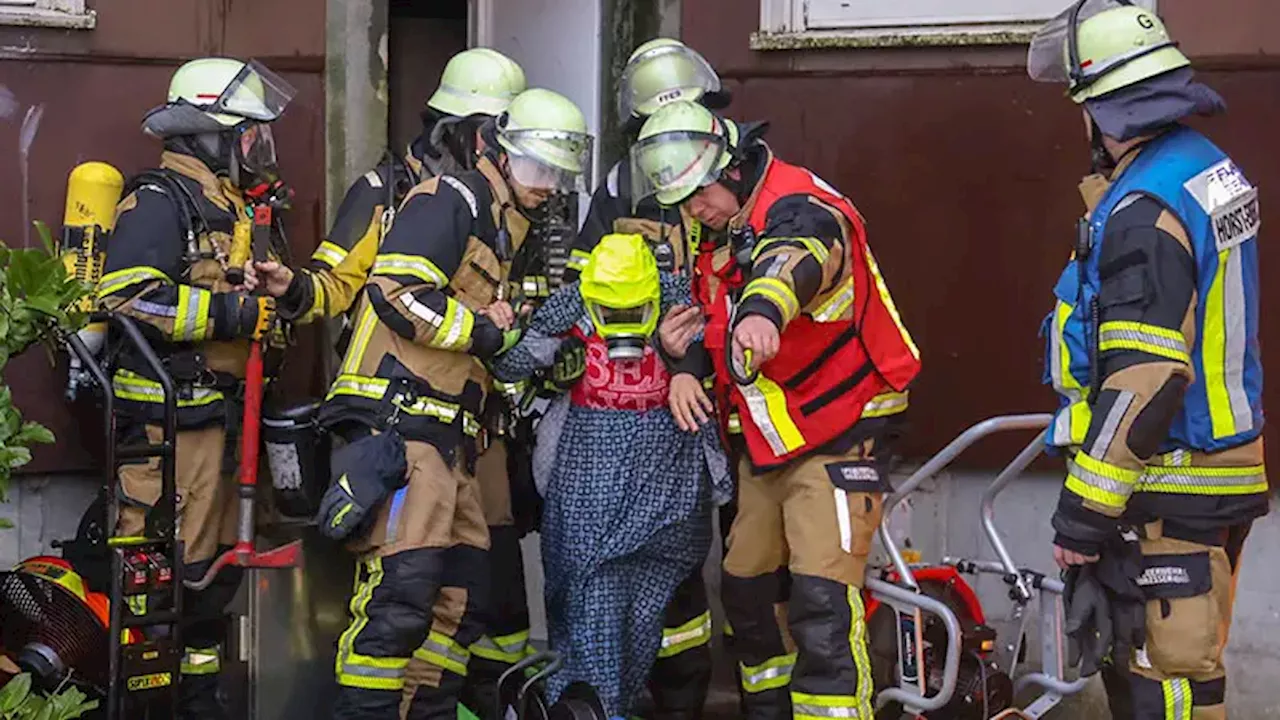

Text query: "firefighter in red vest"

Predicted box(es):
[633, 100, 921, 719]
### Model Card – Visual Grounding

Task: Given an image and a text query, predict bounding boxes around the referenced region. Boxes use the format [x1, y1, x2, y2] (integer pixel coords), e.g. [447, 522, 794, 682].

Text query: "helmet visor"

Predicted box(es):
[619, 44, 722, 119]
[587, 300, 658, 338]
[208, 60, 296, 122]
[238, 122, 278, 174]
[630, 130, 727, 209]
[1028, 0, 1134, 84]
[503, 128, 594, 194]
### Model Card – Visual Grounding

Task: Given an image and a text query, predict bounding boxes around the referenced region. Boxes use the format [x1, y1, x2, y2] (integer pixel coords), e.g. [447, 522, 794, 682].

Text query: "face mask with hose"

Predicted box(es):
[580, 233, 662, 362]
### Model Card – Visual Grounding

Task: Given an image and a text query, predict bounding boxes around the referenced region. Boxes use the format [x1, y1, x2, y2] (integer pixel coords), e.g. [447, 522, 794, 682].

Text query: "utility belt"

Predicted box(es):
[324, 370, 484, 472]
[112, 348, 253, 429]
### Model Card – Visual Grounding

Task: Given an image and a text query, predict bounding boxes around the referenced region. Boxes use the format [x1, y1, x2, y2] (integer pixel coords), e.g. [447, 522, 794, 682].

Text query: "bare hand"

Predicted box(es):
[732, 315, 780, 373]
[1053, 544, 1100, 570]
[251, 260, 295, 297]
[658, 305, 705, 359]
[668, 373, 715, 433]
[479, 301, 516, 330]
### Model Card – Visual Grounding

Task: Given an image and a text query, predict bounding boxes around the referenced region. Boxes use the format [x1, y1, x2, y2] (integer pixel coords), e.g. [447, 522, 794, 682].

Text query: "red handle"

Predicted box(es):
[240, 342, 264, 489]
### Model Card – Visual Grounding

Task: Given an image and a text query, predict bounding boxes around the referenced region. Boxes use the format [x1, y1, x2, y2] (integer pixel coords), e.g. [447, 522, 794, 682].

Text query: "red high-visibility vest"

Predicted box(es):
[697, 154, 921, 470]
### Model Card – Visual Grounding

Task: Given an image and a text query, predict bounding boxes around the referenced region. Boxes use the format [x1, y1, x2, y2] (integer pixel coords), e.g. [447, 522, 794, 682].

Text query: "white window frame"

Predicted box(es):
[754, 0, 1155, 50]
[0, 0, 96, 30]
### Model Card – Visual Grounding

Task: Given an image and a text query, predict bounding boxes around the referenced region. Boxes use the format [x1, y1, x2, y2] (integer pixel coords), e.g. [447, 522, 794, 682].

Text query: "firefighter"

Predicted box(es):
[246, 47, 548, 718]
[320, 87, 593, 720]
[94, 57, 295, 719]
[564, 37, 728, 720]
[1028, 3, 1267, 717]
[634, 100, 920, 720]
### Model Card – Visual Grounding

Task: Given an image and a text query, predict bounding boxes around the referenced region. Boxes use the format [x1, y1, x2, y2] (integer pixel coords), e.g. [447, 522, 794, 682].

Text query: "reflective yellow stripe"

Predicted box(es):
[326, 374, 390, 401]
[1064, 452, 1141, 511]
[371, 253, 449, 286]
[740, 653, 796, 694]
[862, 391, 909, 419]
[463, 412, 481, 438]
[567, 249, 591, 271]
[792, 691, 868, 720]
[1139, 464, 1268, 496]
[1162, 678, 1191, 720]
[341, 304, 379, 375]
[1050, 301, 1091, 447]
[1203, 248, 1252, 439]
[96, 266, 170, 298]
[813, 276, 854, 322]
[752, 236, 830, 265]
[429, 297, 475, 351]
[738, 375, 805, 457]
[864, 245, 918, 359]
[742, 277, 800, 325]
[470, 630, 532, 664]
[336, 558, 411, 691]
[314, 240, 349, 268]
[173, 286, 212, 342]
[848, 586, 874, 717]
[413, 630, 471, 677]
[1098, 321, 1190, 363]
[181, 647, 221, 676]
[658, 611, 712, 659]
[112, 369, 222, 407]
[727, 412, 742, 435]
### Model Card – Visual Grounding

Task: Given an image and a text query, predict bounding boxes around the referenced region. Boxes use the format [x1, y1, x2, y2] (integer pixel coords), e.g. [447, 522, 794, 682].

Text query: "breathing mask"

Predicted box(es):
[580, 233, 661, 362]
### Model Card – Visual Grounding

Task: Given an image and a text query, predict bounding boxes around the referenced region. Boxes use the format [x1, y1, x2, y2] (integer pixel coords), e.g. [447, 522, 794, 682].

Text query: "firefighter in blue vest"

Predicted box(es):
[1029, 3, 1267, 718]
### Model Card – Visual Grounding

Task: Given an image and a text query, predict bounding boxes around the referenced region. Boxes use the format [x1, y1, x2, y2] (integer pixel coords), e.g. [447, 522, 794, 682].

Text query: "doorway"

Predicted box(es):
[388, 0, 470, 154]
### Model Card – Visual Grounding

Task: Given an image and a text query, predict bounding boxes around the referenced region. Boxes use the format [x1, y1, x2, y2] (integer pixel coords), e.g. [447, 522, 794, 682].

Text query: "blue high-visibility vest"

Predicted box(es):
[1042, 126, 1263, 454]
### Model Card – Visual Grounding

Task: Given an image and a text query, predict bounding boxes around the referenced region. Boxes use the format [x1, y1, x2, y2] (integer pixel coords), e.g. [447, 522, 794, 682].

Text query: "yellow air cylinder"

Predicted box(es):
[62, 161, 124, 309]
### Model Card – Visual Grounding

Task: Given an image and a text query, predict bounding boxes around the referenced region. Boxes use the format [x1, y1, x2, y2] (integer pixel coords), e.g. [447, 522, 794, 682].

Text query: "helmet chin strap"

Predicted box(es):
[1089, 117, 1117, 176]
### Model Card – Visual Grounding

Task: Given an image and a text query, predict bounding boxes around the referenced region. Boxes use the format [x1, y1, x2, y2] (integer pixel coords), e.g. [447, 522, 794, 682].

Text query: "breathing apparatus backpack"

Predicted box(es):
[60, 161, 124, 401]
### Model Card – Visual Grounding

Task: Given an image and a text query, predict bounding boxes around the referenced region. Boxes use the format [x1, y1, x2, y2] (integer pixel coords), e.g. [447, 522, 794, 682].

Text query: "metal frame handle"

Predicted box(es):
[867, 578, 963, 714]
[981, 422, 1053, 603]
[878, 414, 1055, 590]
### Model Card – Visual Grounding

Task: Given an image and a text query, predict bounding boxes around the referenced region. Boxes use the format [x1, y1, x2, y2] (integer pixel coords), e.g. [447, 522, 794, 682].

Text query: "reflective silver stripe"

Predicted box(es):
[793, 704, 859, 718]
[1052, 411, 1074, 447]
[441, 176, 479, 218]
[1098, 326, 1189, 359]
[661, 615, 711, 650]
[738, 382, 789, 457]
[1164, 678, 1191, 720]
[1138, 469, 1266, 491]
[133, 299, 178, 317]
[1222, 249, 1253, 433]
[401, 291, 445, 327]
[338, 660, 407, 682]
[373, 255, 448, 286]
[1089, 390, 1134, 458]
[364, 170, 384, 188]
[1068, 458, 1137, 499]
[741, 659, 794, 688]
[330, 376, 391, 398]
[314, 243, 348, 267]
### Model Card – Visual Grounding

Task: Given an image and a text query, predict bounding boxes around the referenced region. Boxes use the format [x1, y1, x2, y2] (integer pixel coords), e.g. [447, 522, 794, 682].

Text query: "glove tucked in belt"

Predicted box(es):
[315, 429, 408, 541]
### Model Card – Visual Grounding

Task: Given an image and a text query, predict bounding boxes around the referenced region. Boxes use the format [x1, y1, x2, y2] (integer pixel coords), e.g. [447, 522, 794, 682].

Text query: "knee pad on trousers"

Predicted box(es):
[721, 570, 788, 661]
[787, 575, 862, 692]
[354, 549, 446, 660]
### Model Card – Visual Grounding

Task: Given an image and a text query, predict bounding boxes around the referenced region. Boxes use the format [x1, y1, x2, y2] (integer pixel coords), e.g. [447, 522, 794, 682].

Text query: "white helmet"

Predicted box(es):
[496, 88, 594, 194]
[143, 58, 295, 138]
[427, 48, 528, 118]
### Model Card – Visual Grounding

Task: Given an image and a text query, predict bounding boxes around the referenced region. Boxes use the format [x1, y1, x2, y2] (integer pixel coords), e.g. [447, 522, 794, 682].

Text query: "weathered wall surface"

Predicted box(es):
[682, 0, 1280, 469]
[0, 0, 327, 475]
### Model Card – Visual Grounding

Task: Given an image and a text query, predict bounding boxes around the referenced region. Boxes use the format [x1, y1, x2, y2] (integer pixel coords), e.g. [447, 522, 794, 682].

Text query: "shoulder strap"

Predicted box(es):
[125, 168, 209, 276]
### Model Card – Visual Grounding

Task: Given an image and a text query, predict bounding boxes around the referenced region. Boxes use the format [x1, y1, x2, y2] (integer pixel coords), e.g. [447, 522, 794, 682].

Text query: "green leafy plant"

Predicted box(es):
[0, 673, 99, 720]
[0, 221, 92, 526]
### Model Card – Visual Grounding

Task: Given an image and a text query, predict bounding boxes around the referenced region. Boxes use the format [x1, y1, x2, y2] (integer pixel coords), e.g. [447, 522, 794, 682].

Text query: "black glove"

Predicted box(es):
[548, 335, 586, 390]
[315, 430, 408, 541]
[1063, 565, 1113, 677]
[1094, 530, 1147, 660]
